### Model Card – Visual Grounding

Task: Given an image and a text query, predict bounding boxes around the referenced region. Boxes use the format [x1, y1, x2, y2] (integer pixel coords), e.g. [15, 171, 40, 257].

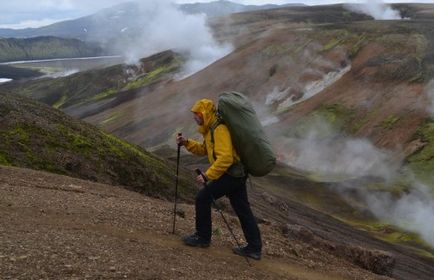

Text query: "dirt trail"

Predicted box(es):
[0, 166, 388, 279]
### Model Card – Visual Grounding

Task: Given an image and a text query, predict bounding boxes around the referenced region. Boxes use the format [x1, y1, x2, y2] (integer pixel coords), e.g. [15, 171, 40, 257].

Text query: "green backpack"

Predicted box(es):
[214, 91, 276, 177]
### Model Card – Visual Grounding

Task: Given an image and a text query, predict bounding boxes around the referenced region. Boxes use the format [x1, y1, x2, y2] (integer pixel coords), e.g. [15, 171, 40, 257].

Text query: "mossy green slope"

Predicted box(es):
[0, 36, 103, 63]
[0, 93, 195, 201]
[0, 50, 182, 110]
[407, 121, 434, 183]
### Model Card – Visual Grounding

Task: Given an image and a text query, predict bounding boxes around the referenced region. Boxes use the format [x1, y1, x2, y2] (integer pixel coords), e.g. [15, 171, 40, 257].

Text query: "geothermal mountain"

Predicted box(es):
[2, 2, 434, 279]
[0, 1, 296, 41]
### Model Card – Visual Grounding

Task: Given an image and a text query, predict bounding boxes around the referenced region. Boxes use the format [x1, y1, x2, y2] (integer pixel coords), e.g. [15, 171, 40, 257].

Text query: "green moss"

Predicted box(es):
[102, 132, 160, 164]
[342, 219, 434, 258]
[92, 88, 118, 101]
[71, 134, 93, 150]
[101, 112, 121, 125]
[52, 95, 67, 109]
[290, 104, 355, 138]
[7, 127, 30, 144]
[54, 125, 94, 157]
[322, 37, 344, 52]
[125, 62, 179, 90]
[261, 40, 313, 59]
[407, 122, 434, 183]
[0, 152, 10, 165]
[262, 44, 292, 57]
[381, 114, 400, 130]
[349, 33, 367, 58]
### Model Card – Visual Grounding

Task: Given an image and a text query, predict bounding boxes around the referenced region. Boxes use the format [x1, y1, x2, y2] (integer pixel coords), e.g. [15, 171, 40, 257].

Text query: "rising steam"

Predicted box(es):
[364, 182, 434, 246]
[111, 1, 232, 77]
[277, 118, 400, 182]
[275, 115, 434, 246]
[345, 0, 402, 20]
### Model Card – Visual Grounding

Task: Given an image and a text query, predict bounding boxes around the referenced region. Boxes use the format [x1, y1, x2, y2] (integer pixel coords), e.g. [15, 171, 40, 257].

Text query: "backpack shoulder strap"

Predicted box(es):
[210, 119, 223, 160]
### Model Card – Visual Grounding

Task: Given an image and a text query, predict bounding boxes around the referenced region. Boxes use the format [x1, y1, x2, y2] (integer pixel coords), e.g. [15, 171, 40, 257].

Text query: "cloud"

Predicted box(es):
[0, 18, 70, 29]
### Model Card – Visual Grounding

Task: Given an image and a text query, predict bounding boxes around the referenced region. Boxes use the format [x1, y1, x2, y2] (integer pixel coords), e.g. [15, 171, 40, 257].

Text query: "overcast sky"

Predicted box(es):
[1, 0, 433, 29]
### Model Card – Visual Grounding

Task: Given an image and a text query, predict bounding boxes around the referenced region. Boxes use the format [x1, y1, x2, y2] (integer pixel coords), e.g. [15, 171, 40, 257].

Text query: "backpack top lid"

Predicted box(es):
[218, 91, 276, 176]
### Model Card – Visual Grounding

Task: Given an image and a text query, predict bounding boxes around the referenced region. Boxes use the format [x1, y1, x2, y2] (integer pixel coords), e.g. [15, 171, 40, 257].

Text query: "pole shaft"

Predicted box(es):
[172, 137, 181, 234]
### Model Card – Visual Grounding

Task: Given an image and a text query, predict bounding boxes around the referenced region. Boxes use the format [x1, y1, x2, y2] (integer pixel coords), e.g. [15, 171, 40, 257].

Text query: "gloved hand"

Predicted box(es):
[176, 134, 187, 146]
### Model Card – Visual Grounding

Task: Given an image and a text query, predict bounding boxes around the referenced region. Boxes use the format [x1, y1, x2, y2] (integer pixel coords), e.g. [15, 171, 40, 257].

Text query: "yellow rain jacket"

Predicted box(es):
[185, 99, 240, 180]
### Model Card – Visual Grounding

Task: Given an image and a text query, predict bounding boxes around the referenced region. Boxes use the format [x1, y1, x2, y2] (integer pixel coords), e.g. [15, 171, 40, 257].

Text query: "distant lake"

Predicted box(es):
[0, 56, 124, 78]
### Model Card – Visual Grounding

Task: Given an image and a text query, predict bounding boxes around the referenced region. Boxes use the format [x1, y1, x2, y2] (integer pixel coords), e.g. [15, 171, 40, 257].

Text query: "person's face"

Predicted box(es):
[193, 112, 204, 125]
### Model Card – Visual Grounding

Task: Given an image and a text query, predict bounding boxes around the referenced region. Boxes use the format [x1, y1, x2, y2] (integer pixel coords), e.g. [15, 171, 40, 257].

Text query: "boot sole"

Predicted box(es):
[184, 242, 210, 248]
[232, 248, 261, 260]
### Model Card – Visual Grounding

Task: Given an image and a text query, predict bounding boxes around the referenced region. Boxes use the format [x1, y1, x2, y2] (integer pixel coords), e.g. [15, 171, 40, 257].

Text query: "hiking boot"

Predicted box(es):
[232, 245, 261, 260]
[182, 233, 210, 248]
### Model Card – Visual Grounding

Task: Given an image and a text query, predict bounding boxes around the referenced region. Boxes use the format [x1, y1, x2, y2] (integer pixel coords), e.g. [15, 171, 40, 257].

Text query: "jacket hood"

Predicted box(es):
[191, 99, 217, 134]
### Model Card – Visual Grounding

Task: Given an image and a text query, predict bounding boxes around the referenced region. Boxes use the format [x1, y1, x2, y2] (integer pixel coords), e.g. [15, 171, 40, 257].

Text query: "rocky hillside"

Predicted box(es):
[0, 36, 103, 63]
[0, 93, 194, 200]
[0, 166, 426, 279]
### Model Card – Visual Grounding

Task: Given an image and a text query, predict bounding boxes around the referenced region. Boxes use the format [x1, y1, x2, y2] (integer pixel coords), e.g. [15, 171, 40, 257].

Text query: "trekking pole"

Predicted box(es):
[172, 133, 182, 234]
[195, 169, 251, 267]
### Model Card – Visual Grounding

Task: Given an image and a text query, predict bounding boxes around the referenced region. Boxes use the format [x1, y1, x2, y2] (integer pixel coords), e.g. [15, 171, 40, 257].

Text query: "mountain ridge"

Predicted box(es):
[0, 36, 103, 63]
[0, 1, 304, 41]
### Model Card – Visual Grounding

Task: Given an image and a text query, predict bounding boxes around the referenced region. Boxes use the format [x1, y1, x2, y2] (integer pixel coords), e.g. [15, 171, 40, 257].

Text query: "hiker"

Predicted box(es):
[176, 98, 262, 261]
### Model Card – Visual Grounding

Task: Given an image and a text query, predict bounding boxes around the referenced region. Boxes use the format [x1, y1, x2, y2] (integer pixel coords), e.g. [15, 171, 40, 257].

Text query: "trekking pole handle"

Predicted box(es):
[195, 168, 207, 182]
[177, 132, 182, 144]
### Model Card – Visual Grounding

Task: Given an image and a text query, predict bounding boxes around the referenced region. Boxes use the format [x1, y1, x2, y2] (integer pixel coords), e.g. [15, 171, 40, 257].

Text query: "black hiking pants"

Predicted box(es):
[195, 173, 262, 251]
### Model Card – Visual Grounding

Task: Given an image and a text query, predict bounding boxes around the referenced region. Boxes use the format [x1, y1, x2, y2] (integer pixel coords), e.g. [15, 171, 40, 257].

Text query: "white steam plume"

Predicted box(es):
[363, 182, 434, 246]
[278, 118, 399, 182]
[114, 1, 232, 77]
[345, 0, 402, 20]
[277, 116, 434, 246]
